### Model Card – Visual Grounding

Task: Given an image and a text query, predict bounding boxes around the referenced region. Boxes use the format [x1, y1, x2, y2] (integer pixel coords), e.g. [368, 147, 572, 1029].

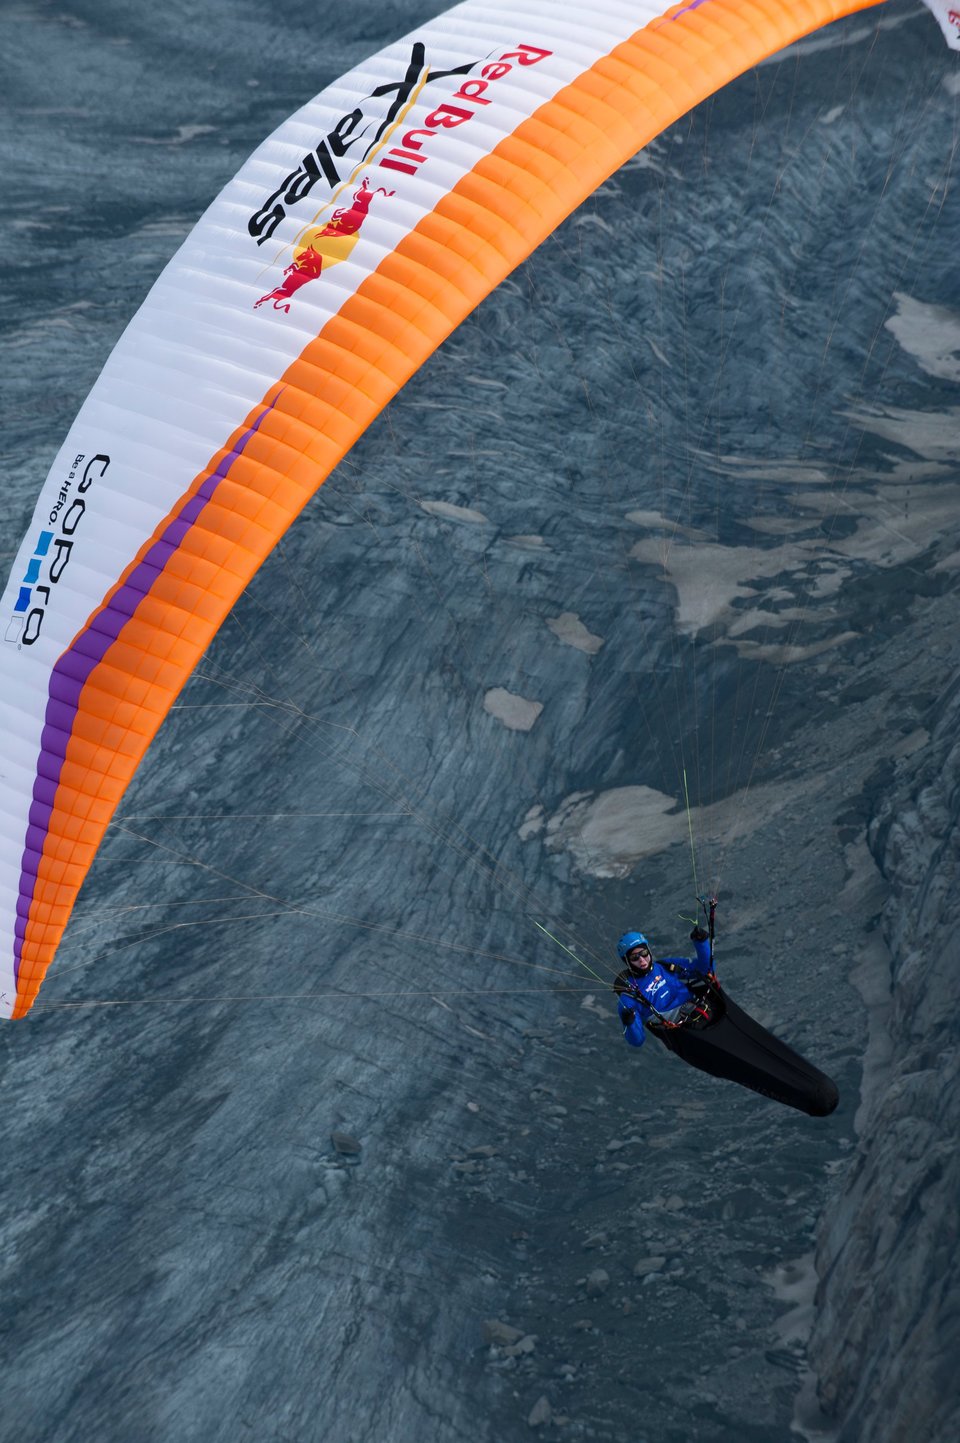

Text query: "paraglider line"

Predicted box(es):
[531, 920, 611, 986]
[34, 984, 598, 1011]
[682, 766, 700, 900]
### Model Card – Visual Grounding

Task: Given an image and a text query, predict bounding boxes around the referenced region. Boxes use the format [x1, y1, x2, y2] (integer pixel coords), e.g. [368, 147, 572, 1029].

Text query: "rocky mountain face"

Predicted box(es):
[806, 627, 960, 1443]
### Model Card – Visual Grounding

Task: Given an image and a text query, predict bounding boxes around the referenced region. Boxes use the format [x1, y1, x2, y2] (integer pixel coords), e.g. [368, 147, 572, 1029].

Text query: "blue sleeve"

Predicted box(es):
[617, 995, 647, 1048]
[664, 940, 715, 978]
[693, 936, 715, 975]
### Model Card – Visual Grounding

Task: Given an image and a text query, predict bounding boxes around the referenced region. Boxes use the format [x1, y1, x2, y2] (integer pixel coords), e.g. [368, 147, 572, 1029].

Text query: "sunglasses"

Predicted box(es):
[627, 946, 650, 960]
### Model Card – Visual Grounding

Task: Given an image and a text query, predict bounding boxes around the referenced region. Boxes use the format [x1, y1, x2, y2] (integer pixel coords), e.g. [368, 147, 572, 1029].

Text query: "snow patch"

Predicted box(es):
[519, 804, 545, 841]
[483, 688, 543, 732]
[544, 777, 815, 878]
[545, 612, 604, 655]
[885, 292, 960, 382]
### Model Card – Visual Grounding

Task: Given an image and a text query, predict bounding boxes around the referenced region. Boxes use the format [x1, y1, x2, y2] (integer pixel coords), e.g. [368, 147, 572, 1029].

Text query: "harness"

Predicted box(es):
[648, 997, 714, 1032]
[615, 963, 717, 1031]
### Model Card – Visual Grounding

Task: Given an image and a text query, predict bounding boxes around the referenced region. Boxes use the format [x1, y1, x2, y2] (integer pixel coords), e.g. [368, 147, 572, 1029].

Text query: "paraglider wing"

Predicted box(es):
[924, 0, 960, 48]
[0, 0, 923, 1018]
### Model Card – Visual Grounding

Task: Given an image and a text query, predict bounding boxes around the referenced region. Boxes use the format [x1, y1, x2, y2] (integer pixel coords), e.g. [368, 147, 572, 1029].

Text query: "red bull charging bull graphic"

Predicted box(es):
[254, 177, 394, 314]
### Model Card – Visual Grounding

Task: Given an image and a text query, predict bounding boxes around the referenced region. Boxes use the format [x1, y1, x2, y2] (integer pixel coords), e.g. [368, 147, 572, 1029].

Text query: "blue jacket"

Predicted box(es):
[616, 937, 714, 1047]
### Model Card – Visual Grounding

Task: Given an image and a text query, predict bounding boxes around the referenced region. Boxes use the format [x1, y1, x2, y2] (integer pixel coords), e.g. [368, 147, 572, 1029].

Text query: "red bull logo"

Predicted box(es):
[253, 176, 393, 314]
[250, 40, 554, 317]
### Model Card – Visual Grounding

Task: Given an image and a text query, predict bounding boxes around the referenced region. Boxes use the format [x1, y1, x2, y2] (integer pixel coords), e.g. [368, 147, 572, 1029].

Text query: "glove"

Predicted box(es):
[621, 1007, 636, 1026]
[690, 926, 709, 943]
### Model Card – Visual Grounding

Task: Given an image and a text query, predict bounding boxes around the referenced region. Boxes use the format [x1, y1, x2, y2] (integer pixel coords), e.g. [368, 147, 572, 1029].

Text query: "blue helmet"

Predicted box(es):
[617, 930, 650, 961]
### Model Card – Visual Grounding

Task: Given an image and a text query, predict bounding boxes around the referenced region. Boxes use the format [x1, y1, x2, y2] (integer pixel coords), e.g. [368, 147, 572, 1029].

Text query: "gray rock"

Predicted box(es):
[632, 1256, 667, 1278]
[330, 1131, 361, 1157]
[504, 1334, 537, 1357]
[483, 1319, 525, 1347]
[585, 1268, 610, 1298]
[720, 1187, 765, 1221]
[527, 1395, 552, 1428]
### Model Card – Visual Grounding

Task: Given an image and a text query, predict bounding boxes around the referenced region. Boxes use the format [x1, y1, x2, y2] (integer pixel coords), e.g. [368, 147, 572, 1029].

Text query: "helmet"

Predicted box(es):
[617, 930, 650, 961]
